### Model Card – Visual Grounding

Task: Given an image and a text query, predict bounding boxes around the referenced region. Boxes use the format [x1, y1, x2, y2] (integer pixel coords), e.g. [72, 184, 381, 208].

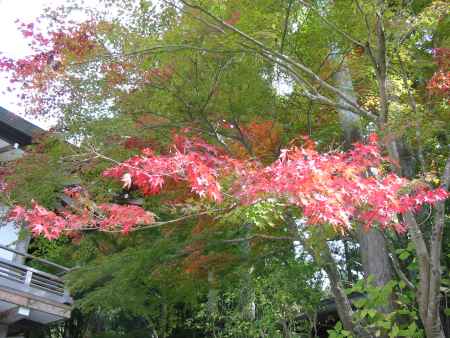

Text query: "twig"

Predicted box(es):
[222, 234, 298, 243]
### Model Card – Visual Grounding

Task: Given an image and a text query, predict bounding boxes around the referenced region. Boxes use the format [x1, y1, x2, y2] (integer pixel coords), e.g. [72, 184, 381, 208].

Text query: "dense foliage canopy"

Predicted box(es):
[0, 0, 449, 337]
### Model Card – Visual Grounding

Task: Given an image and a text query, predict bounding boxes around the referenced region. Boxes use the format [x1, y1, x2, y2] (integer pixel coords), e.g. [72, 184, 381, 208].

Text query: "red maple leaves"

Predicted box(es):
[237, 135, 448, 233]
[9, 189, 155, 239]
[8, 134, 449, 239]
[104, 133, 448, 233]
[103, 134, 239, 202]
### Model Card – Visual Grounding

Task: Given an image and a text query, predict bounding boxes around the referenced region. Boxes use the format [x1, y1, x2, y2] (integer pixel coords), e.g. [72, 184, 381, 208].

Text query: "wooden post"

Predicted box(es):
[0, 324, 7, 338]
[24, 270, 33, 287]
[12, 231, 31, 265]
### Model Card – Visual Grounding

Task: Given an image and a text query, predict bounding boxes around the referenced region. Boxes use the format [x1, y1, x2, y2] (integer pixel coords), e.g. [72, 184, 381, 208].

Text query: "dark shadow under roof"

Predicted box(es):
[0, 106, 44, 147]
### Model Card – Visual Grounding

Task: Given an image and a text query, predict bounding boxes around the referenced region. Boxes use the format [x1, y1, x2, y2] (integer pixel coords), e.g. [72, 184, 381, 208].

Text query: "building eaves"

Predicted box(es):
[0, 106, 44, 147]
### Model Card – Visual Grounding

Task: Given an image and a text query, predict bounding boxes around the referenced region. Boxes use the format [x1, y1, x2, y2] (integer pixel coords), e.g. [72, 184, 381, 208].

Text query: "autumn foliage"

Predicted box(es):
[427, 48, 450, 98]
[9, 134, 448, 239]
[0, 20, 98, 113]
[9, 187, 155, 239]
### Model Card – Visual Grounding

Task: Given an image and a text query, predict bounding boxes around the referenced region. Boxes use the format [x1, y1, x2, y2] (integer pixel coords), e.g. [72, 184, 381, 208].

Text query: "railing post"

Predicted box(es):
[0, 324, 8, 338]
[24, 270, 33, 287]
[62, 288, 72, 304]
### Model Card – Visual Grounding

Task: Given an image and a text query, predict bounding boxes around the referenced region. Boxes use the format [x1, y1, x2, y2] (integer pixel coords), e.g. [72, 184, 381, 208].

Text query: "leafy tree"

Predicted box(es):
[1, 1, 449, 337]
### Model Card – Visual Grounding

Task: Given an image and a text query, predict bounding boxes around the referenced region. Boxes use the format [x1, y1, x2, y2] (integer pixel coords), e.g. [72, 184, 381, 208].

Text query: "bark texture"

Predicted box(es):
[335, 60, 394, 314]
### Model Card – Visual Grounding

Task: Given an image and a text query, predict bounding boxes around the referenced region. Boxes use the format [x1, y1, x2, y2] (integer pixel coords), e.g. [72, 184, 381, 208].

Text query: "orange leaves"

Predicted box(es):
[224, 11, 241, 26]
[143, 65, 175, 85]
[183, 221, 235, 277]
[51, 21, 98, 61]
[427, 48, 450, 99]
[428, 70, 450, 97]
[101, 62, 129, 86]
[229, 119, 282, 161]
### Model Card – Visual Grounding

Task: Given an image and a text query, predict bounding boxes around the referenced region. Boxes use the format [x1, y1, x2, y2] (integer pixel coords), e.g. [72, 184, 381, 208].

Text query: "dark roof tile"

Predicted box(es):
[0, 106, 44, 147]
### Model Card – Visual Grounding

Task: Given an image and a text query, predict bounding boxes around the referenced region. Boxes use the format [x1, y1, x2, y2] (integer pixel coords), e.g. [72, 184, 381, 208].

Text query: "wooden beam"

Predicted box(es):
[0, 287, 71, 319]
[0, 306, 30, 324]
[0, 145, 14, 154]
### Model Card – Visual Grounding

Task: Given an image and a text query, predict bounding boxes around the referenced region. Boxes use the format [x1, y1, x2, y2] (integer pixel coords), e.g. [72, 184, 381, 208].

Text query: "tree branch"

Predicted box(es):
[427, 152, 450, 333]
[404, 209, 430, 324]
[168, 0, 377, 122]
[383, 233, 416, 290]
[222, 234, 297, 243]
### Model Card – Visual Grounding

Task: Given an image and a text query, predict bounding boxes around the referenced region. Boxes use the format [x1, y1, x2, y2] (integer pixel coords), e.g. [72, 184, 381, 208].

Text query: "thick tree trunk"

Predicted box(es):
[356, 227, 394, 311]
[334, 61, 362, 147]
[335, 60, 394, 313]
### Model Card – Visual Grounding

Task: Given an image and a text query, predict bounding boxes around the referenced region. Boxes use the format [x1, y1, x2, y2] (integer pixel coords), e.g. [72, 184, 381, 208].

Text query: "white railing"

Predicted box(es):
[0, 246, 72, 305]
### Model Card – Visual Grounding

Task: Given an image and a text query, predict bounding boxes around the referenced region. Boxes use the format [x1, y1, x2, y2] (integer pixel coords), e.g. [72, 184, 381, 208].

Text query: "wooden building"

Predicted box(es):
[0, 106, 72, 338]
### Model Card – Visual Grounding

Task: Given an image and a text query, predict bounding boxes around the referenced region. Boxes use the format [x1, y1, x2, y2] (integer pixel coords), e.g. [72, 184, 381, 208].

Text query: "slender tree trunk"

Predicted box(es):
[403, 156, 450, 338]
[321, 240, 373, 338]
[343, 239, 354, 284]
[159, 302, 168, 338]
[207, 270, 219, 315]
[286, 216, 370, 337]
[239, 223, 256, 321]
[320, 242, 357, 333]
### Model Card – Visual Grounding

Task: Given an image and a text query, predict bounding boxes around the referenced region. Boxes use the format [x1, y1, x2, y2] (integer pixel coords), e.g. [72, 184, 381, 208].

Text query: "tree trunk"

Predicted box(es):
[335, 60, 394, 312]
[286, 216, 370, 337]
[239, 223, 256, 321]
[321, 241, 372, 338]
[334, 60, 362, 147]
[207, 270, 219, 315]
[403, 155, 450, 338]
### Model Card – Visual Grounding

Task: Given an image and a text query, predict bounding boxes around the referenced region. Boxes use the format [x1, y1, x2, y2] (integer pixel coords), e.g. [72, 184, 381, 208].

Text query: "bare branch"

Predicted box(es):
[168, 0, 377, 122]
[222, 234, 297, 243]
[280, 0, 294, 54]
